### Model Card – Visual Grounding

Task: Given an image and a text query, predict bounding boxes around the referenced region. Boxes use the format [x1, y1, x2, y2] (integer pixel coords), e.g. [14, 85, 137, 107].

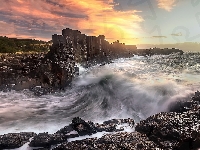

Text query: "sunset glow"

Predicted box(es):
[0, 0, 199, 45]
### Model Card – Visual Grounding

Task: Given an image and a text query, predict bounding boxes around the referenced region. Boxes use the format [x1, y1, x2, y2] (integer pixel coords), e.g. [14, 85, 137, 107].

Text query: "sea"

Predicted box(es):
[0, 52, 200, 137]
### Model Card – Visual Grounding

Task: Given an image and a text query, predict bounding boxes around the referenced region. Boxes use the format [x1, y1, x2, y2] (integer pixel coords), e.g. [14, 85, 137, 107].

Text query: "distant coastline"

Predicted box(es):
[0, 28, 184, 94]
[137, 42, 200, 52]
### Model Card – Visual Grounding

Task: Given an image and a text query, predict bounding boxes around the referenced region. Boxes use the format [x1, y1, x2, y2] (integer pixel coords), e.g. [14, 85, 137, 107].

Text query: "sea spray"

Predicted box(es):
[0, 53, 200, 135]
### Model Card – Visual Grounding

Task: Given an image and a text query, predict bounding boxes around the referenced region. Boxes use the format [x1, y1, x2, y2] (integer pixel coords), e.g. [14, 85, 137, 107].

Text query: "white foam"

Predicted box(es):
[0, 53, 200, 135]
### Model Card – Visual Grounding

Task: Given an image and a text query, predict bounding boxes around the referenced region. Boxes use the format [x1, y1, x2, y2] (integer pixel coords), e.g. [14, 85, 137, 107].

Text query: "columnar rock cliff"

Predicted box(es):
[0, 28, 183, 93]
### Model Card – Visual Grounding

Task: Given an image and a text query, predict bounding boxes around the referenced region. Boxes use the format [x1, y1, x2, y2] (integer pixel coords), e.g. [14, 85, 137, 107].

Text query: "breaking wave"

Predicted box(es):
[0, 53, 200, 135]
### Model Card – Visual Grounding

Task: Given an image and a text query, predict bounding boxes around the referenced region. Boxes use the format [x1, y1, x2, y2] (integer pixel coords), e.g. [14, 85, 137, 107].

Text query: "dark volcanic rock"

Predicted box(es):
[28, 117, 135, 149]
[71, 117, 97, 136]
[29, 132, 67, 148]
[0, 28, 184, 94]
[0, 40, 77, 95]
[137, 47, 184, 56]
[70, 117, 135, 136]
[0, 53, 45, 91]
[169, 91, 200, 113]
[52, 132, 159, 150]
[135, 91, 200, 150]
[0, 132, 36, 149]
[135, 106, 200, 149]
[1, 91, 200, 149]
[56, 124, 79, 139]
[192, 90, 200, 102]
[39, 42, 76, 89]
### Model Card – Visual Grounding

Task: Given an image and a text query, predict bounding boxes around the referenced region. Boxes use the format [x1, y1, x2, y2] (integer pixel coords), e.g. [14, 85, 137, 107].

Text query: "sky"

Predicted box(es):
[0, 0, 200, 45]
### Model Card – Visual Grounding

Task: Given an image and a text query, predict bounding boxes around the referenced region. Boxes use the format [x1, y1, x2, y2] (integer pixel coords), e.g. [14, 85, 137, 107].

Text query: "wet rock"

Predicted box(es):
[1, 90, 200, 150]
[0, 132, 36, 149]
[52, 132, 159, 150]
[38, 41, 76, 90]
[135, 108, 200, 149]
[29, 132, 51, 147]
[70, 117, 135, 136]
[0, 44, 77, 94]
[0, 28, 184, 94]
[0, 53, 46, 92]
[95, 122, 117, 133]
[0, 118, 124, 149]
[56, 125, 74, 135]
[192, 90, 200, 102]
[29, 132, 67, 148]
[168, 100, 195, 113]
[103, 119, 120, 125]
[71, 117, 97, 136]
[56, 125, 79, 139]
[169, 90, 200, 113]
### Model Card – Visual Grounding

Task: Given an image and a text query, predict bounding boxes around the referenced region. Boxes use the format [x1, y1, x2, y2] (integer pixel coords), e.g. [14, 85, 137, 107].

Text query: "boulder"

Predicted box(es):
[29, 132, 67, 148]
[71, 117, 97, 136]
[135, 109, 200, 149]
[0, 132, 36, 149]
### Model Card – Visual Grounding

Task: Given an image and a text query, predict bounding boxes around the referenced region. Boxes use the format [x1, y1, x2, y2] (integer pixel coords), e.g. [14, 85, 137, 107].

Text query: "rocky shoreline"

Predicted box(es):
[0, 28, 184, 95]
[0, 39, 78, 95]
[0, 91, 199, 150]
[0, 28, 189, 149]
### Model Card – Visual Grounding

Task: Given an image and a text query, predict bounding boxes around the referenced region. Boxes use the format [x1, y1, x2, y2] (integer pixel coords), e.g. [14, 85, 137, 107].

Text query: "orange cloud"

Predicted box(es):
[0, 21, 15, 35]
[0, 21, 48, 41]
[0, 0, 144, 44]
[73, 0, 143, 44]
[157, 0, 177, 11]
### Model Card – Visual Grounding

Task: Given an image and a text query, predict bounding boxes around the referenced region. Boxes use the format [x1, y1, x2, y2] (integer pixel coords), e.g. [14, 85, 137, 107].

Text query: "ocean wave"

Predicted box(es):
[0, 54, 199, 135]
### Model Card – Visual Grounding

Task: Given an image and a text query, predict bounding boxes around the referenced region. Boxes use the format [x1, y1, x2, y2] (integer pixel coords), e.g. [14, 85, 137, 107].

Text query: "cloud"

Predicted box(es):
[0, 0, 144, 44]
[0, 21, 49, 40]
[44, 0, 65, 8]
[171, 32, 182, 36]
[51, 11, 88, 19]
[152, 36, 167, 38]
[0, 21, 16, 35]
[157, 0, 177, 11]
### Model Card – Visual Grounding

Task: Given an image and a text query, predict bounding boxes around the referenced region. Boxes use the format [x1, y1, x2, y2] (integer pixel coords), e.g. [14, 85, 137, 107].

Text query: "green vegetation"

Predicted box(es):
[0, 36, 52, 53]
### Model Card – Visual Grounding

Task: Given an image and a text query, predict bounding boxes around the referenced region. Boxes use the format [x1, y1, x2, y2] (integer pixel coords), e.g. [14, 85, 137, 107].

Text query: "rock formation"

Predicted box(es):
[1, 91, 199, 149]
[137, 47, 184, 56]
[0, 132, 36, 149]
[0, 28, 184, 94]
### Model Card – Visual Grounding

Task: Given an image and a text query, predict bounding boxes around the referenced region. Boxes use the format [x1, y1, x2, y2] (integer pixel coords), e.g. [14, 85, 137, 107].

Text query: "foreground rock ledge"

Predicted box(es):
[0, 91, 200, 150]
